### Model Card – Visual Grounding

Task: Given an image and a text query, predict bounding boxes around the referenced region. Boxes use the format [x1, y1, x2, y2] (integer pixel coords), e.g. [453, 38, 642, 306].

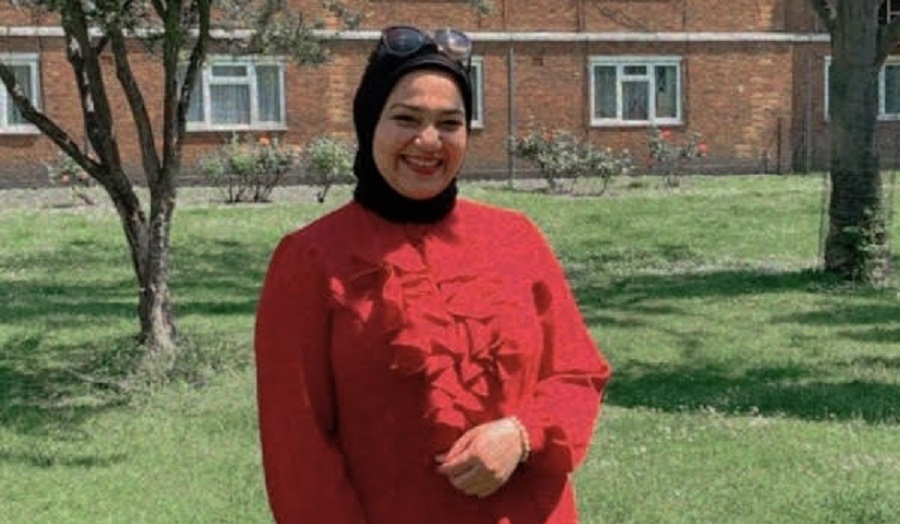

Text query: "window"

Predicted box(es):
[0, 54, 40, 133]
[182, 56, 285, 131]
[879, 0, 900, 24]
[825, 57, 900, 120]
[590, 56, 682, 126]
[886, 62, 900, 116]
[468, 56, 484, 129]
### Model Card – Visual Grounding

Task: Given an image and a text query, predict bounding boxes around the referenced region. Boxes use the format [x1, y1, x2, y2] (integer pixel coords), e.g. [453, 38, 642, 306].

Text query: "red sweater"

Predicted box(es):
[255, 199, 611, 524]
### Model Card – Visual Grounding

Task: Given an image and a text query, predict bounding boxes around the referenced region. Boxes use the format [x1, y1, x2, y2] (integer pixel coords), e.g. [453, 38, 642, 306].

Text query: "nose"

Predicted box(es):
[414, 125, 441, 150]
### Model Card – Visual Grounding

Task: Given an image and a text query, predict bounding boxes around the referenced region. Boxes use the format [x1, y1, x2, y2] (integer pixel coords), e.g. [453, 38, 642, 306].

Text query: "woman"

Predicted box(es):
[255, 25, 612, 524]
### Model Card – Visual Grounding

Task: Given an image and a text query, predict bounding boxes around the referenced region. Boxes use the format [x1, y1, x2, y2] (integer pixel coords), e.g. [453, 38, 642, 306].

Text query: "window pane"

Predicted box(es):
[187, 86, 204, 122]
[469, 64, 481, 123]
[8, 65, 32, 125]
[655, 65, 677, 118]
[211, 84, 250, 124]
[624, 65, 646, 76]
[885, 64, 900, 115]
[622, 80, 649, 120]
[255, 65, 282, 123]
[212, 65, 247, 77]
[594, 65, 617, 119]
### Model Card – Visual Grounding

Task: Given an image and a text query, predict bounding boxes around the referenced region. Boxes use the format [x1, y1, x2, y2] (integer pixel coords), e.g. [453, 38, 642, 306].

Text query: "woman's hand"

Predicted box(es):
[435, 418, 524, 498]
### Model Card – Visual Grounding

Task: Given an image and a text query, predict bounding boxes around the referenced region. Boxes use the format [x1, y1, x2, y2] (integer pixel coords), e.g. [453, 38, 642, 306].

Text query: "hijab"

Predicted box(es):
[352, 35, 474, 224]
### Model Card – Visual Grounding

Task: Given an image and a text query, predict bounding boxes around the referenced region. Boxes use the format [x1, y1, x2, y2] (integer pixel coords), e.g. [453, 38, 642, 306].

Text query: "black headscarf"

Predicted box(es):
[352, 33, 474, 224]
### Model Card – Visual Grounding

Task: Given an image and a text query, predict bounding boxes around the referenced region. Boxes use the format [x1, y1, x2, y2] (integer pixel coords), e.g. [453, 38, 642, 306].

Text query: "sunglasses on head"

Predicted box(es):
[379, 26, 472, 65]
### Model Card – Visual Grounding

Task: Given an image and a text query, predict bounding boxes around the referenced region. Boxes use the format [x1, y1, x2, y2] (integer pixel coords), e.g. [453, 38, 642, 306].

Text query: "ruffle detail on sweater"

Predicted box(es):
[331, 242, 539, 442]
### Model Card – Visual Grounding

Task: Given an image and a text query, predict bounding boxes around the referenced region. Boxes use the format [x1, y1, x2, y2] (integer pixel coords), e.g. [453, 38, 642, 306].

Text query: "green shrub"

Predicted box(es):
[302, 135, 354, 203]
[508, 128, 632, 194]
[200, 134, 295, 203]
[647, 127, 709, 188]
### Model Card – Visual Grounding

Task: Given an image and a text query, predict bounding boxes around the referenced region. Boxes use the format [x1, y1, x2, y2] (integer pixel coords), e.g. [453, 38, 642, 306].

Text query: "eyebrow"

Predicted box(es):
[387, 102, 465, 116]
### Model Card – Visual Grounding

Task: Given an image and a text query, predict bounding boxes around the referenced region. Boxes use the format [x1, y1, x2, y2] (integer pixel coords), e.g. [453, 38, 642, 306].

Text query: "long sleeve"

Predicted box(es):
[512, 218, 612, 474]
[254, 235, 368, 524]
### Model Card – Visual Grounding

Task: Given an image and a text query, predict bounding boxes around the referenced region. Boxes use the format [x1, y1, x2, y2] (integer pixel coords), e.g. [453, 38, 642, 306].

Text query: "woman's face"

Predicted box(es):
[372, 69, 468, 200]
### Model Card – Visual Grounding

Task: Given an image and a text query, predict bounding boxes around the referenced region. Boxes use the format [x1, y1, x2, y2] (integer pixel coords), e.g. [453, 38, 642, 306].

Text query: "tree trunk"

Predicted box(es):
[139, 186, 177, 356]
[108, 174, 178, 356]
[824, 0, 892, 284]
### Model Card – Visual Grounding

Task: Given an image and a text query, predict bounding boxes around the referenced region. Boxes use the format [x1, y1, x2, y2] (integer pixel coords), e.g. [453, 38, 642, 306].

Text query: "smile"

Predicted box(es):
[403, 156, 443, 173]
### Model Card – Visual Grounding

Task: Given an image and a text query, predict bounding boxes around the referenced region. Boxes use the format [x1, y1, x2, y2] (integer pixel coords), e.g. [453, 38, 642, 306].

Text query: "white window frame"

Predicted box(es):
[888, 0, 900, 22]
[589, 56, 683, 127]
[184, 55, 286, 132]
[0, 53, 41, 134]
[469, 56, 484, 129]
[824, 56, 900, 121]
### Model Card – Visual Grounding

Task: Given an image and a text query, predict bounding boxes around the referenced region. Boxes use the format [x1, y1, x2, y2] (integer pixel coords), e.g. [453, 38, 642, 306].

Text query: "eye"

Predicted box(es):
[439, 119, 464, 131]
[391, 114, 419, 126]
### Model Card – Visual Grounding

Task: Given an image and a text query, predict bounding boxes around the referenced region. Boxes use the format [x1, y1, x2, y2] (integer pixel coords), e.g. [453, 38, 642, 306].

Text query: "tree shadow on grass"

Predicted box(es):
[604, 360, 899, 424]
[0, 332, 137, 437]
[0, 235, 273, 470]
[0, 332, 138, 468]
[170, 237, 271, 317]
[572, 267, 831, 328]
[1, 237, 270, 327]
[571, 266, 899, 424]
[0, 449, 128, 469]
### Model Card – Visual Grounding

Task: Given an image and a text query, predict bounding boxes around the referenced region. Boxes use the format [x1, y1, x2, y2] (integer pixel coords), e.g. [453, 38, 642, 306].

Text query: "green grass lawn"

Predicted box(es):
[1, 176, 898, 523]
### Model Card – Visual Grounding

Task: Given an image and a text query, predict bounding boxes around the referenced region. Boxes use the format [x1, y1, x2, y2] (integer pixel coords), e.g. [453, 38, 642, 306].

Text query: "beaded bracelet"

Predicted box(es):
[508, 416, 531, 463]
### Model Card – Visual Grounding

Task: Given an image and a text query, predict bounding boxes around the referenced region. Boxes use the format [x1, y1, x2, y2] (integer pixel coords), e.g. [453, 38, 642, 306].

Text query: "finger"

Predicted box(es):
[449, 464, 482, 491]
[436, 451, 474, 476]
[443, 429, 477, 462]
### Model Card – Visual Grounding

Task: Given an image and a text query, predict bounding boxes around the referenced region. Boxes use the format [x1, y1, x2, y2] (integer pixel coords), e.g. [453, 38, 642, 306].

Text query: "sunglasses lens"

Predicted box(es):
[383, 26, 427, 56]
[434, 28, 472, 62]
[381, 26, 472, 64]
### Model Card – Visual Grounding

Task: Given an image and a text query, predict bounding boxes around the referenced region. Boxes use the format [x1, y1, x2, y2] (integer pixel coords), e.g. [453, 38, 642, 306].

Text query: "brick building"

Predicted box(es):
[1, 0, 899, 187]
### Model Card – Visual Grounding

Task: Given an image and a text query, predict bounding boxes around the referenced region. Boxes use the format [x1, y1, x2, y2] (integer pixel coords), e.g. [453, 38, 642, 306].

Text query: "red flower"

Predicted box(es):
[661, 130, 672, 140]
[697, 143, 709, 156]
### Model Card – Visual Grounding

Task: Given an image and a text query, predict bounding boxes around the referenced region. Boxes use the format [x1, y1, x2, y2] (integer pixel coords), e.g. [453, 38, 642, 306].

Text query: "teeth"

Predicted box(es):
[405, 157, 440, 168]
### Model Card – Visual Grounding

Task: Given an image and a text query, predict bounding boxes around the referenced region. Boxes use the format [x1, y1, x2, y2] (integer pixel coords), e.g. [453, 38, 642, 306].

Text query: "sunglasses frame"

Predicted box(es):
[379, 25, 473, 67]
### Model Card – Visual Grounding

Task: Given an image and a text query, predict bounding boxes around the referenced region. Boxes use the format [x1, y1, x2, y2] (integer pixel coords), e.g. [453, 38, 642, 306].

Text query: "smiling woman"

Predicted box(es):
[372, 69, 468, 201]
[254, 24, 612, 524]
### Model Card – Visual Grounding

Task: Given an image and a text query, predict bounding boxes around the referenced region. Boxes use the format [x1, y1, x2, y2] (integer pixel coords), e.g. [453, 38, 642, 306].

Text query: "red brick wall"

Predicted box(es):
[584, 0, 786, 33]
[298, 0, 802, 33]
[13, 0, 787, 31]
[3, 0, 895, 187]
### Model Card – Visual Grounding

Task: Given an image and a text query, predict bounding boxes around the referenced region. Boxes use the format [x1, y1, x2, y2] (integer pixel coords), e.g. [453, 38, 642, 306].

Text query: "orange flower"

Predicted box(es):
[258, 136, 271, 147]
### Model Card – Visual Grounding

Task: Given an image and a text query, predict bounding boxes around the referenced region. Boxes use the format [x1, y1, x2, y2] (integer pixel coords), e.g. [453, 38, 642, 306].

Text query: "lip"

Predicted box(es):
[402, 155, 443, 176]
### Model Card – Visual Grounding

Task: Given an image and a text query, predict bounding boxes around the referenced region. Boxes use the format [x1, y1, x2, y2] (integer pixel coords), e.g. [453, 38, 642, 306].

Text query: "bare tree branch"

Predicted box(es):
[159, 0, 198, 178]
[110, 25, 162, 182]
[61, 2, 123, 174]
[176, 0, 210, 139]
[92, 35, 110, 56]
[151, 0, 166, 18]
[0, 61, 100, 176]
